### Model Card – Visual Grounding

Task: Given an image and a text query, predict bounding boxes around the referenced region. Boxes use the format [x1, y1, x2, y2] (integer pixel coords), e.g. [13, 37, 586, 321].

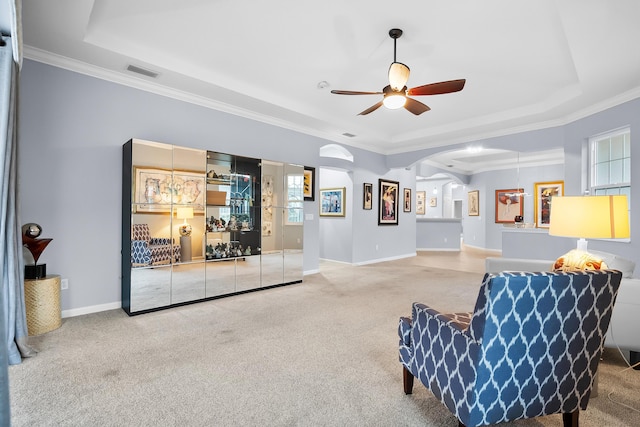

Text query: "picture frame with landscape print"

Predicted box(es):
[378, 179, 399, 225]
[468, 190, 479, 216]
[303, 166, 315, 201]
[319, 187, 345, 217]
[495, 188, 524, 223]
[363, 183, 373, 210]
[534, 181, 564, 228]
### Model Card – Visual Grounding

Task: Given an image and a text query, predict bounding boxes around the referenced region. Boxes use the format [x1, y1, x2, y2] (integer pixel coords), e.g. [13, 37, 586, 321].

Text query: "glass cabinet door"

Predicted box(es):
[283, 163, 304, 283]
[260, 161, 284, 287]
[129, 140, 174, 312]
[124, 141, 302, 315]
[170, 145, 207, 304]
[205, 152, 261, 294]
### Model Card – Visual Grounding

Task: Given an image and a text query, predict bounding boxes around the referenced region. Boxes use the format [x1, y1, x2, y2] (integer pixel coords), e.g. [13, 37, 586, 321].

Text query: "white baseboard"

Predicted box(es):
[463, 243, 502, 255]
[62, 302, 121, 318]
[417, 247, 461, 252]
[353, 252, 416, 266]
[303, 269, 320, 275]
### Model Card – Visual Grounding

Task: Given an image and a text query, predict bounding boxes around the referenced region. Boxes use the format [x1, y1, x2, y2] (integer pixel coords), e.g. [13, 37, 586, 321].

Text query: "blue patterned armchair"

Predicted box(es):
[131, 224, 180, 267]
[399, 270, 622, 427]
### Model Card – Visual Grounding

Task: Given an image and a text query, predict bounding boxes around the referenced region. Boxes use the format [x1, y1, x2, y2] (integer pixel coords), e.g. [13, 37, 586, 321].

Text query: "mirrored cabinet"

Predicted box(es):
[122, 139, 304, 315]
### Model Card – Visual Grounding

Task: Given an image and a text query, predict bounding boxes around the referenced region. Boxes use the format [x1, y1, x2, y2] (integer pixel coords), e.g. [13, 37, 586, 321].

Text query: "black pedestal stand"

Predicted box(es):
[25, 264, 47, 280]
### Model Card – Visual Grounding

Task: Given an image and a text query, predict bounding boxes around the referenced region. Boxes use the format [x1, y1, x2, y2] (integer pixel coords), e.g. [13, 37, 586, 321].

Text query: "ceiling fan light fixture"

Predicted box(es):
[388, 62, 410, 91]
[383, 93, 406, 109]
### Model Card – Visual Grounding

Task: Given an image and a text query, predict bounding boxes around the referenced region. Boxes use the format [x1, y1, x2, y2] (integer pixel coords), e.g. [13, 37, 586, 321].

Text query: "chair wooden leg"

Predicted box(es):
[563, 410, 579, 427]
[403, 366, 414, 395]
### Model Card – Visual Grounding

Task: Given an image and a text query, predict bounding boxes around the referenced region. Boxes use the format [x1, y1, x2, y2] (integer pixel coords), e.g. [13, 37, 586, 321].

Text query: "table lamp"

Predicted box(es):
[176, 207, 194, 236]
[549, 195, 629, 252]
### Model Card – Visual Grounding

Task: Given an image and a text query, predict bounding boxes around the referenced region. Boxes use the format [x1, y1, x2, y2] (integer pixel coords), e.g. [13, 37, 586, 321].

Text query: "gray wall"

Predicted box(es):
[18, 58, 640, 315]
[467, 163, 565, 251]
[18, 60, 334, 314]
[18, 60, 408, 315]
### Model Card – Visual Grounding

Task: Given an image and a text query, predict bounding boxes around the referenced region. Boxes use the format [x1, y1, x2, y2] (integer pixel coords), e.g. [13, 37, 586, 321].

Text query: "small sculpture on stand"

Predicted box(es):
[22, 223, 53, 279]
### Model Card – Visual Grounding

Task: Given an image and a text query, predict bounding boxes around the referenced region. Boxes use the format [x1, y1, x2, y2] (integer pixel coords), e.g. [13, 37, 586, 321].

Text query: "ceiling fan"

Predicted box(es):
[331, 28, 466, 116]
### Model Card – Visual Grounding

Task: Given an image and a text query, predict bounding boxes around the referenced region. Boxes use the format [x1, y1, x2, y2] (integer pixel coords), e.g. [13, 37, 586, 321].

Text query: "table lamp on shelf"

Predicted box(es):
[176, 207, 194, 236]
[549, 195, 629, 270]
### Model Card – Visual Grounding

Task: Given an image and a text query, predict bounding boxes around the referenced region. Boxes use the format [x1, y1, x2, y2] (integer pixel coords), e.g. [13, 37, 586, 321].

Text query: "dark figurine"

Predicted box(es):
[22, 223, 53, 279]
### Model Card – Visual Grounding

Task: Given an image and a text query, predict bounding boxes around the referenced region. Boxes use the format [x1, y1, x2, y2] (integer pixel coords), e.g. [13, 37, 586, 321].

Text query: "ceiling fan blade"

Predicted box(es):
[404, 98, 431, 115]
[331, 90, 383, 95]
[358, 101, 384, 115]
[407, 79, 466, 96]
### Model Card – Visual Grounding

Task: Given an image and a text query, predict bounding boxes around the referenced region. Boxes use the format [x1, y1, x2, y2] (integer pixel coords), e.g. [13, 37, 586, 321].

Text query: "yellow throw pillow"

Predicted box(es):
[553, 249, 609, 272]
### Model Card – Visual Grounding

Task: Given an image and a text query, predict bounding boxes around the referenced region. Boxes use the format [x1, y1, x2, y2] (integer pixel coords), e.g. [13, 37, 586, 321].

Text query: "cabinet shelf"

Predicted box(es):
[207, 178, 231, 185]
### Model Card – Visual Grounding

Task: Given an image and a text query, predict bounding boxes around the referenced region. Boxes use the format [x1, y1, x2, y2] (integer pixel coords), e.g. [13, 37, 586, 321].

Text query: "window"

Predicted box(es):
[286, 174, 303, 224]
[589, 127, 630, 203]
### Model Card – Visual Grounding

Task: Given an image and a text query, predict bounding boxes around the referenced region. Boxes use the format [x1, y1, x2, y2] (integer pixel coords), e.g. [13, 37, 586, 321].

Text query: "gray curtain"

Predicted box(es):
[1, 34, 34, 365]
[1, 32, 35, 425]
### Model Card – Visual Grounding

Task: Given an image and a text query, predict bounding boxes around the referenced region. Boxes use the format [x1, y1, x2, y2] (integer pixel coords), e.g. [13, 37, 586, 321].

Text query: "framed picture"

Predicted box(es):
[416, 191, 426, 215]
[403, 188, 412, 212]
[378, 179, 399, 225]
[495, 188, 524, 223]
[363, 183, 373, 210]
[534, 181, 564, 228]
[468, 190, 479, 216]
[303, 166, 315, 201]
[319, 187, 345, 217]
[429, 197, 437, 207]
[134, 167, 205, 213]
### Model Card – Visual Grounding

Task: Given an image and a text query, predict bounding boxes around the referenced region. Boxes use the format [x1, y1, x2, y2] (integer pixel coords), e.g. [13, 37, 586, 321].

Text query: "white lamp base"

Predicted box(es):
[576, 238, 588, 252]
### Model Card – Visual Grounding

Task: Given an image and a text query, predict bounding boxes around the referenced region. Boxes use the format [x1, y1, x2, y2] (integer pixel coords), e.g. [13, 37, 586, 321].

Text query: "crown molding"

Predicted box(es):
[23, 45, 640, 158]
[22, 46, 376, 151]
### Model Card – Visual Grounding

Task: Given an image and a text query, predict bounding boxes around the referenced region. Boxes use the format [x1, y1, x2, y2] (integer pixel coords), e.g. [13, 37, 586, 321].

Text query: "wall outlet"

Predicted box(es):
[444, 237, 448, 243]
[375, 244, 379, 251]
[61, 278, 69, 290]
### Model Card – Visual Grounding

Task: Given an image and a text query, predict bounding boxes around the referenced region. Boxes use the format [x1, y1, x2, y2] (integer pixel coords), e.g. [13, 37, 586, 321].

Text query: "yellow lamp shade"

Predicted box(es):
[549, 195, 629, 239]
[176, 207, 194, 220]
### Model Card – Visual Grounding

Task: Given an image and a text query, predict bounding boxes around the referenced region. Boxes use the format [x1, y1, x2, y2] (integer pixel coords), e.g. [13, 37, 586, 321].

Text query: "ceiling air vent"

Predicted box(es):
[126, 64, 159, 79]
[342, 132, 356, 138]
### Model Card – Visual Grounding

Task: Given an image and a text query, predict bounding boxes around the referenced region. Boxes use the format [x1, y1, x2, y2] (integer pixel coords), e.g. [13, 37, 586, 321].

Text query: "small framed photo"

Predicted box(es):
[429, 197, 437, 207]
[416, 191, 426, 215]
[319, 187, 345, 217]
[534, 181, 564, 228]
[495, 188, 524, 223]
[403, 188, 412, 212]
[468, 190, 479, 216]
[378, 179, 399, 225]
[303, 167, 315, 201]
[363, 183, 373, 210]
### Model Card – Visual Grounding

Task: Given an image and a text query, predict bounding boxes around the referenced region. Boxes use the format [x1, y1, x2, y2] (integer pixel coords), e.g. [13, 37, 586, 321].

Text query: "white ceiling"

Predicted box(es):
[16, 0, 640, 172]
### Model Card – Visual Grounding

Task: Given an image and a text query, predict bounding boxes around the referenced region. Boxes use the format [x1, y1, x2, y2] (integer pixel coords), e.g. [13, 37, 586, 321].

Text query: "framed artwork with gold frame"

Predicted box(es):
[468, 190, 479, 216]
[534, 181, 564, 228]
[319, 187, 345, 217]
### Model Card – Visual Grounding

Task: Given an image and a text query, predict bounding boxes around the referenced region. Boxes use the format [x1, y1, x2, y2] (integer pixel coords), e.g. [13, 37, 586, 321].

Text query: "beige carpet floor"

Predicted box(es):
[9, 250, 640, 426]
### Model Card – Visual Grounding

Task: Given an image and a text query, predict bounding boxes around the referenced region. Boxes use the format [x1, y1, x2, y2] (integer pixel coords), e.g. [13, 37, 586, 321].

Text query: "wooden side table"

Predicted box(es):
[24, 274, 62, 336]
